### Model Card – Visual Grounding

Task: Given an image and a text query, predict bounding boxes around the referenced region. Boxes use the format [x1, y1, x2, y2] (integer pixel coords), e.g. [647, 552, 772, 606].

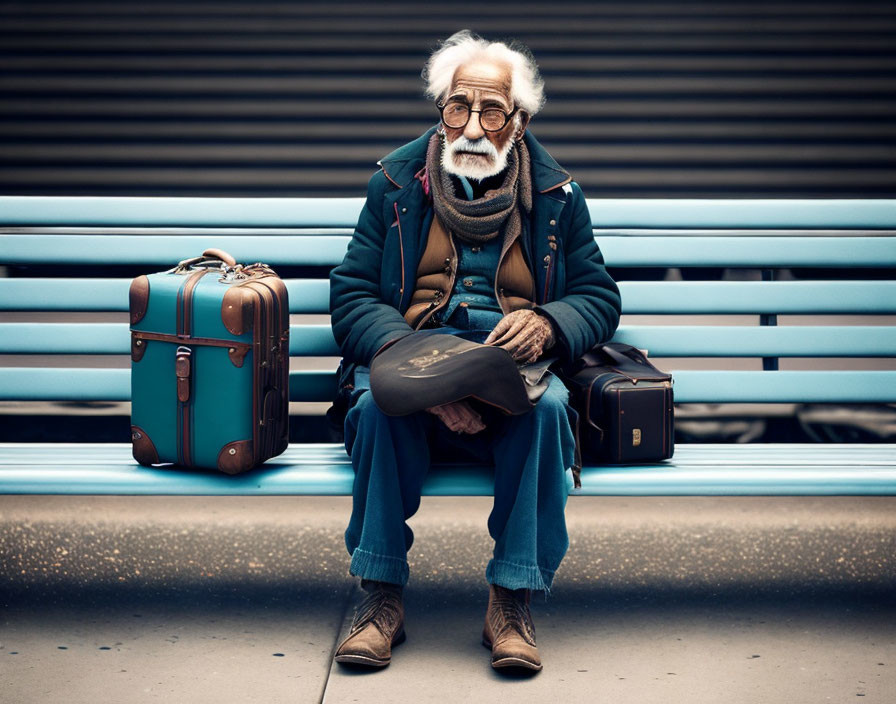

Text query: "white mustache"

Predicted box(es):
[447, 137, 497, 158]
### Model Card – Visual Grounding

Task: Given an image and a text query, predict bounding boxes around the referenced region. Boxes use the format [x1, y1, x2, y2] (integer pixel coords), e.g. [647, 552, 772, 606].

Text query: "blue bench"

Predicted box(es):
[1, 196, 895, 495]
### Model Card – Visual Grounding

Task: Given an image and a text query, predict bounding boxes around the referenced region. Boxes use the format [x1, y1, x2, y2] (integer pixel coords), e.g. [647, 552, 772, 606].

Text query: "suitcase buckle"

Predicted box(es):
[175, 346, 192, 403]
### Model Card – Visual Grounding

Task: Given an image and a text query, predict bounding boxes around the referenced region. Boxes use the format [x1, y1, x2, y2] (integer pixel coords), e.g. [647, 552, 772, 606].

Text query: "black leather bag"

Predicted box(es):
[560, 343, 674, 464]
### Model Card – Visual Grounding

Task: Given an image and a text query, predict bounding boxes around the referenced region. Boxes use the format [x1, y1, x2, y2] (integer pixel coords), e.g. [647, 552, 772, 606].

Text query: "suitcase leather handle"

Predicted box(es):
[601, 343, 648, 368]
[578, 343, 671, 382]
[174, 249, 238, 272]
[579, 345, 636, 370]
[201, 248, 237, 266]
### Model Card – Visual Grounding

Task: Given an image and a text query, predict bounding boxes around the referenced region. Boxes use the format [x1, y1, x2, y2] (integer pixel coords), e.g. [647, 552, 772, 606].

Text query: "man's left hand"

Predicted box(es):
[484, 309, 555, 363]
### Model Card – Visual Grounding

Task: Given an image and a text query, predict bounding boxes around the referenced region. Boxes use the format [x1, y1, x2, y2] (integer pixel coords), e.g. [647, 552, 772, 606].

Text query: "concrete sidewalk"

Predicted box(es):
[2, 496, 895, 703]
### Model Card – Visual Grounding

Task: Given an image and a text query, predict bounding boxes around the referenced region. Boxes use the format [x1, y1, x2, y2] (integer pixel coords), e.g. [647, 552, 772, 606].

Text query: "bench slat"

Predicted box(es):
[613, 326, 896, 357]
[8, 442, 895, 465]
[0, 196, 368, 228]
[0, 443, 893, 496]
[3, 196, 894, 229]
[4, 234, 895, 267]
[2, 368, 895, 404]
[0, 278, 332, 314]
[598, 236, 896, 268]
[4, 322, 896, 358]
[617, 280, 896, 315]
[3, 279, 896, 315]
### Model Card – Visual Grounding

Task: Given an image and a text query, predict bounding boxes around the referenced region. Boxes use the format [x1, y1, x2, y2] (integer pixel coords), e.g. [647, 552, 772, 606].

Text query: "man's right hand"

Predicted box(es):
[426, 400, 486, 434]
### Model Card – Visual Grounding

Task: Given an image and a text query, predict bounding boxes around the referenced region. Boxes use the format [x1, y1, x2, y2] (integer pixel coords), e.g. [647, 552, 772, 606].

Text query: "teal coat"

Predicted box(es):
[329, 126, 621, 371]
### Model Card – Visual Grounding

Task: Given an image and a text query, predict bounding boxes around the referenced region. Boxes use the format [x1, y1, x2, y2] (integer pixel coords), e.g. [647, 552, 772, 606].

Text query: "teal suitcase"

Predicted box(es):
[129, 249, 289, 473]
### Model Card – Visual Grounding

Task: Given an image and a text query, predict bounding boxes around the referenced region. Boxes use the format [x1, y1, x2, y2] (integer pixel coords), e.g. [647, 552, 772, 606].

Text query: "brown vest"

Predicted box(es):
[403, 214, 536, 329]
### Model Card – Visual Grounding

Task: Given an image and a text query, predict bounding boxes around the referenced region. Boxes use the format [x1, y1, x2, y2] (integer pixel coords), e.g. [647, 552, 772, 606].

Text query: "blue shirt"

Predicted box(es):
[434, 173, 505, 336]
[435, 234, 504, 333]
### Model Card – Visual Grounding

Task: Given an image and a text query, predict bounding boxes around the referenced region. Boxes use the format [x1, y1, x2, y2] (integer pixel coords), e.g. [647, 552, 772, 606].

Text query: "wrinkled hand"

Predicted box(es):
[426, 400, 486, 434]
[483, 309, 555, 363]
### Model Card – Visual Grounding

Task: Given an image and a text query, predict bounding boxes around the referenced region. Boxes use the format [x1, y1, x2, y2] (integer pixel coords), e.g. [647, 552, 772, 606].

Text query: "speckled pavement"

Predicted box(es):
[2, 496, 895, 703]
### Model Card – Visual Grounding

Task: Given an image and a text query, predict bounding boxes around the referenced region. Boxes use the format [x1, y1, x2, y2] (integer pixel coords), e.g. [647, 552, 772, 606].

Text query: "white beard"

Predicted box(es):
[441, 133, 515, 181]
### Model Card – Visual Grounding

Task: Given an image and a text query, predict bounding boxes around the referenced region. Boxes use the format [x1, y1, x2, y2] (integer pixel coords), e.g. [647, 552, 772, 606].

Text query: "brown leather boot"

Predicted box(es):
[481, 583, 542, 671]
[334, 579, 406, 667]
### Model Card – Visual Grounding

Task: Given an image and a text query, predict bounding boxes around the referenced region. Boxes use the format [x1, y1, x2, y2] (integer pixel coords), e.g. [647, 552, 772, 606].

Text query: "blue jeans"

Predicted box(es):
[342, 360, 577, 595]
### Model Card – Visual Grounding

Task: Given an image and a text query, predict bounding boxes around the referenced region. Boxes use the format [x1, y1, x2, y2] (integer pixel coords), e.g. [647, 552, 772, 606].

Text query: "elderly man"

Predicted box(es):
[329, 30, 620, 672]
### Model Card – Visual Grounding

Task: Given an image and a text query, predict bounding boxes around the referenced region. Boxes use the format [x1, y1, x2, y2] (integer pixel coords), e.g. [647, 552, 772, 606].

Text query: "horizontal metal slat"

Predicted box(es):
[598, 236, 896, 267]
[3, 323, 896, 358]
[617, 281, 896, 314]
[3, 196, 894, 228]
[603, 198, 896, 229]
[5, 442, 895, 466]
[4, 99, 896, 122]
[0, 234, 351, 266]
[0, 440, 891, 495]
[6, 75, 896, 94]
[3, 34, 896, 52]
[0, 444, 894, 496]
[1, 368, 895, 403]
[5, 168, 896, 192]
[3, 279, 894, 315]
[4, 143, 896, 166]
[2, 120, 895, 141]
[3, 55, 895, 73]
[5, 15, 896, 33]
[0, 196, 366, 227]
[612, 325, 896, 357]
[0, 278, 329, 314]
[3, 2, 894, 17]
[5, 233, 894, 267]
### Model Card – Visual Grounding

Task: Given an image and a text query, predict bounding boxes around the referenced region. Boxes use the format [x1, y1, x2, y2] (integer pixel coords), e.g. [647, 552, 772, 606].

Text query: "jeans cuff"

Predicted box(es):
[486, 558, 557, 596]
[349, 547, 409, 586]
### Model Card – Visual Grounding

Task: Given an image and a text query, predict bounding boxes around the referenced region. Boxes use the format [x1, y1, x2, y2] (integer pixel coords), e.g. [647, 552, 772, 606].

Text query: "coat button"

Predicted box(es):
[463, 278, 473, 288]
[549, 219, 556, 226]
[471, 246, 481, 253]
[401, 207, 408, 213]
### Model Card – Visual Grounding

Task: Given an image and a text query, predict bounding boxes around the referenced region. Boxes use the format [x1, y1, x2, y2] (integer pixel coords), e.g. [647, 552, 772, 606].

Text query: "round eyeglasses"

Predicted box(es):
[438, 100, 519, 132]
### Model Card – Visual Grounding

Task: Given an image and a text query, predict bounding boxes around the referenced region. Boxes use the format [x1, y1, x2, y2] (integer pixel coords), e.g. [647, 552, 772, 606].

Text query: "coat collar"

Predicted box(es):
[377, 125, 571, 194]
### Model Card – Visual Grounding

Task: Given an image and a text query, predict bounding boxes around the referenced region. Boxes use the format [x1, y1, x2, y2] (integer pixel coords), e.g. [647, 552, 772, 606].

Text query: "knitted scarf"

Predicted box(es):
[425, 131, 533, 251]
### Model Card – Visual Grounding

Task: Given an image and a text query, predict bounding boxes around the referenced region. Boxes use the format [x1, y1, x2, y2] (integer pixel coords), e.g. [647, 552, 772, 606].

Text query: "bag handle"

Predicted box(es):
[577, 344, 640, 370]
[172, 248, 238, 273]
[578, 342, 671, 381]
[601, 343, 650, 368]
[201, 248, 237, 266]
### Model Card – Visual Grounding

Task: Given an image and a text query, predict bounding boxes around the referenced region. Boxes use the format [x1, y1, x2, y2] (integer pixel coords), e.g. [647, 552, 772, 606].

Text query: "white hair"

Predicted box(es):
[422, 30, 545, 116]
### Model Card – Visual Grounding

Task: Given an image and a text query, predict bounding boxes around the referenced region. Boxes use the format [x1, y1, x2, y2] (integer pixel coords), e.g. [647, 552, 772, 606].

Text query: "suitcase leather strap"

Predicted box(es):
[131, 331, 251, 368]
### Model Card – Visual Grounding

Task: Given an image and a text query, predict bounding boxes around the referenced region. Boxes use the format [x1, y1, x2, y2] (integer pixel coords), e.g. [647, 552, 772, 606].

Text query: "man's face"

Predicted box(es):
[440, 59, 525, 181]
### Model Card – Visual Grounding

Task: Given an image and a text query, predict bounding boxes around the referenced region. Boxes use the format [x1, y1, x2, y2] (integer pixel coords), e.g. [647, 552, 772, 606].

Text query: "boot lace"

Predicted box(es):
[490, 587, 537, 646]
[350, 586, 402, 638]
